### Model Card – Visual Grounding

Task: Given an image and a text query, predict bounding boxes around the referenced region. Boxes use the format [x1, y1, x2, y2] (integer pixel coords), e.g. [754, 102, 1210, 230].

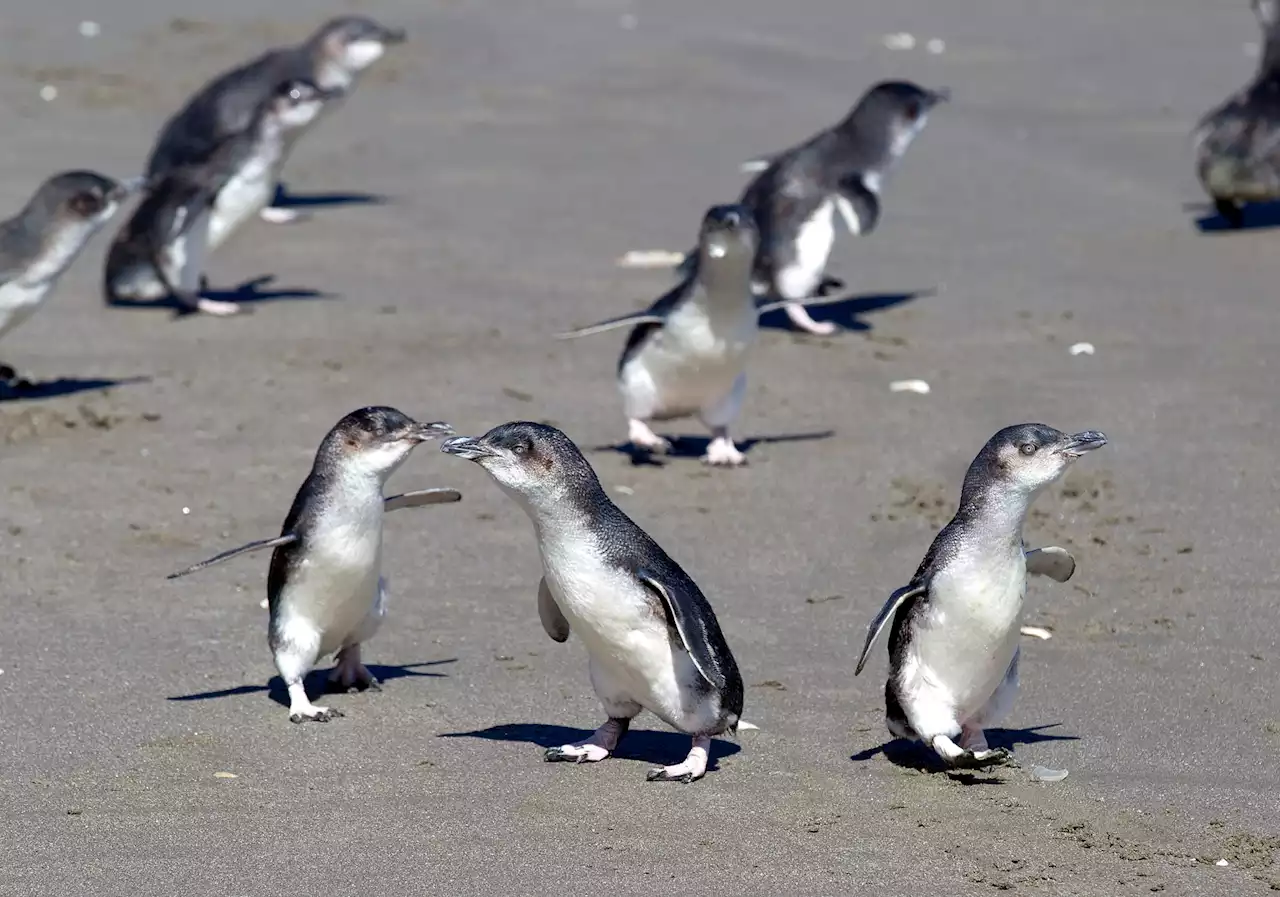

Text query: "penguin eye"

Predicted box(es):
[512, 443, 528, 456]
[1019, 443, 1037, 456]
[69, 192, 102, 216]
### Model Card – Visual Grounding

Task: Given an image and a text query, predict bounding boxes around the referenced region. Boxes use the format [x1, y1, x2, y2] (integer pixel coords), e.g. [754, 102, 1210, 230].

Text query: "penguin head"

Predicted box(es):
[316, 16, 406, 73]
[324, 406, 455, 482]
[24, 170, 134, 241]
[441, 422, 601, 509]
[967, 424, 1108, 498]
[268, 79, 337, 130]
[698, 204, 758, 263]
[843, 81, 949, 160]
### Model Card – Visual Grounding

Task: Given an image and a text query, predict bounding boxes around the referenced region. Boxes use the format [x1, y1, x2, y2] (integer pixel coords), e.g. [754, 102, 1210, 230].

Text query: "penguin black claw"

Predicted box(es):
[1215, 199, 1246, 229]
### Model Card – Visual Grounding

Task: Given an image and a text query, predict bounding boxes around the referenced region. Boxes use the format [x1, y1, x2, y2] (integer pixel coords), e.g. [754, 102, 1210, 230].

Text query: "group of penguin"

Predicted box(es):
[5, 4, 1277, 783]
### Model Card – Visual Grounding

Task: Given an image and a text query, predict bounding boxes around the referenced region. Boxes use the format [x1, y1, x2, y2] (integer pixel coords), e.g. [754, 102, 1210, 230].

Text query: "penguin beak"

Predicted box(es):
[112, 176, 148, 200]
[317, 85, 347, 102]
[1056, 430, 1108, 458]
[410, 421, 455, 443]
[380, 26, 407, 44]
[440, 436, 496, 462]
[927, 87, 951, 106]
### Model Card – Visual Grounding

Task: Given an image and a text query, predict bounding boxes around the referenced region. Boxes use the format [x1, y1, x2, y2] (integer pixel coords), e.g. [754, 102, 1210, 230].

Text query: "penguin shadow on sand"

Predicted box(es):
[1186, 199, 1280, 233]
[166, 658, 456, 707]
[270, 181, 388, 213]
[595, 430, 836, 467]
[757, 286, 933, 334]
[850, 723, 1079, 785]
[0, 373, 150, 403]
[106, 275, 331, 316]
[439, 723, 742, 775]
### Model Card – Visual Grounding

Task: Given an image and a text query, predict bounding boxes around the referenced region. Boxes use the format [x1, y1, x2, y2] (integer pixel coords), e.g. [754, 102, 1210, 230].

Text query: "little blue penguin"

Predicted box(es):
[855, 424, 1107, 769]
[442, 422, 744, 783]
[168, 407, 461, 723]
[1193, 0, 1280, 228]
[146, 16, 406, 237]
[105, 79, 337, 316]
[0, 171, 141, 386]
[558, 204, 834, 465]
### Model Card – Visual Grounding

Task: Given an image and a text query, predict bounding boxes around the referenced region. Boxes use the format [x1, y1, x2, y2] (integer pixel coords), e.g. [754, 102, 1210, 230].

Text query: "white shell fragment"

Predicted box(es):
[1069, 342, 1095, 356]
[1216, 860, 1230, 867]
[615, 485, 635, 496]
[79, 21, 101, 38]
[1030, 765, 1069, 783]
[926, 38, 946, 54]
[39, 85, 58, 102]
[890, 379, 931, 395]
[1020, 626, 1053, 640]
[259, 598, 269, 609]
[617, 250, 685, 268]
[738, 720, 760, 731]
[883, 32, 916, 51]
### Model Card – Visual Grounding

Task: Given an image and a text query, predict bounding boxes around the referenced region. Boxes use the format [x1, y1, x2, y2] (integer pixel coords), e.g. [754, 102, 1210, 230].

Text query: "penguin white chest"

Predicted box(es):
[0, 228, 93, 339]
[209, 148, 279, 250]
[280, 510, 384, 656]
[909, 552, 1025, 718]
[775, 199, 836, 300]
[621, 299, 756, 420]
[538, 529, 706, 727]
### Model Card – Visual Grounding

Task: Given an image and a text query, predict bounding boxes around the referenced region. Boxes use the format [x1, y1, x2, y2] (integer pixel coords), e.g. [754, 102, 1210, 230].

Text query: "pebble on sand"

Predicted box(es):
[926, 38, 945, 54]
[890, 379, 931, 394]
[79, 21, 101, 38]
[883, 32, 916, 51]
[213, 772, 238, 779]
[39, 85, 57, 102]
[1030, 765, 1069, 783]
[1069, 342, 1095, 356]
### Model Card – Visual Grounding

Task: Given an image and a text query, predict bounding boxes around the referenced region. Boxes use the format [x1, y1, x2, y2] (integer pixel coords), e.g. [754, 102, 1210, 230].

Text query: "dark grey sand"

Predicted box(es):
[1, 0, 1278, 894]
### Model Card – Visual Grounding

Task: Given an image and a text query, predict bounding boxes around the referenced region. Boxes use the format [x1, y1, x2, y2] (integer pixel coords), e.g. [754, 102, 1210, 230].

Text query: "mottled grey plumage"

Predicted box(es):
[168, 406, 460, 723]
[1193, 0, 1280, 227]
[856, 424, 1107, 770]
[442, 422, 743, 783]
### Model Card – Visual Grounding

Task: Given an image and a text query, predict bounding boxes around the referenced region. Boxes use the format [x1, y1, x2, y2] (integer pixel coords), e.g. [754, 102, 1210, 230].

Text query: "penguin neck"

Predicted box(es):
[955, 485, 1033, 550]
[311, 53, 356, 92]
[695, 250, 755, 311]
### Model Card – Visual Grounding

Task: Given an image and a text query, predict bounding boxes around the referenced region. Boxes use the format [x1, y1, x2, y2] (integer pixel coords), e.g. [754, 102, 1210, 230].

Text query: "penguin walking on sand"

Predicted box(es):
[146, 16, 406, 236]
[105, 79, 338, 316]
[622, 81, 947, 336]
[168, 407, 461, 723]
[855, 424, 1107, 769]
[559, 204, 839, 466]
[0, 171, 142, 386]
[442, 422, 744, 783]
[1193, 0, 1280, 228]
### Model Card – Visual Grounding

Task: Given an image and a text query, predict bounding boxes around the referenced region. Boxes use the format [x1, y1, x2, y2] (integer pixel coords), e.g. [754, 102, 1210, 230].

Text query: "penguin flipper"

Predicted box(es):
[556, 312, 666, 340]
[836, 175, 881, 236]
[1025, 546, 1076, 583]
[537, 577, 571, 642]
[167, 533, 297, 579]
[855, 583, 927, 676]
[384, 488, 463, 512]
[636, 567, 727, 693]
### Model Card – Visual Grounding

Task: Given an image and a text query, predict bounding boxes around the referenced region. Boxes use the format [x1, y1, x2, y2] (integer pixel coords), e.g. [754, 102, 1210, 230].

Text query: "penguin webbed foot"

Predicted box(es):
[947, 746, 1016, 770]
[816, 275, 846, 296]
[544, 743, 611, 764]
[701, 435, 747, 467]
[784, 302, 839, 336]
[327, 646, 382, 693]
[0, 365, 36, 391]
[627, 419, 673, 456]
[288, 705, 344, 724]
[259, 206, 309, 226]
[646, 735, 710, 784]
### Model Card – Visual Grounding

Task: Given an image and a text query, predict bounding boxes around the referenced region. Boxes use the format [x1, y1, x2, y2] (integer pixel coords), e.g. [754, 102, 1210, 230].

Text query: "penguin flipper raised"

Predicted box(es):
[167, 533, 297, 579]
[855, 583, 927, 676]
[1025, 546, 1076, 583]
[556, 312, 666, 339]
[384, 488, 463, 512]
[636, 566, 731, 693]
[537, 577, 571, 642]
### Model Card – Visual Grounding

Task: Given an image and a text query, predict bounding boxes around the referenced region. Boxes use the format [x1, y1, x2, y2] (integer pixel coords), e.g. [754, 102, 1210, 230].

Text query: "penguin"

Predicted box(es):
[146, 16, 405, 237]
[441, 422, 744, 783]
[632, 81, 947, 336]
[0, 171, 141, 385]
[558, 204, 841, 465]
[105, 79, 337, 316]
[1192, 0, 1280, 228]
[167, 407, 461, 723]
[854, 424, 1107, 770]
